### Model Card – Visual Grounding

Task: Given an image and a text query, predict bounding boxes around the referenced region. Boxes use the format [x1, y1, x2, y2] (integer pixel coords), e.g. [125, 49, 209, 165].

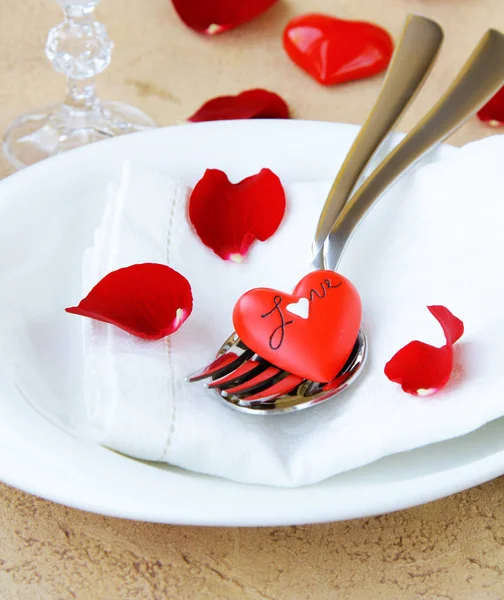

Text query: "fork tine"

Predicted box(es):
[237, 373, 304, 402]
[187, 348, 253, 382]
[207, 359, 271, 390]
[220, 365, 283, 396]
[221, 367, 303, 398]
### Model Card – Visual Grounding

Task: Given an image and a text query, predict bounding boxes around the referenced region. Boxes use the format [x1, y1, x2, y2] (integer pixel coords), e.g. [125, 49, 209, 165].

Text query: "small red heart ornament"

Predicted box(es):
[283, 14, 394, 86]
[233, 270, 362, 383]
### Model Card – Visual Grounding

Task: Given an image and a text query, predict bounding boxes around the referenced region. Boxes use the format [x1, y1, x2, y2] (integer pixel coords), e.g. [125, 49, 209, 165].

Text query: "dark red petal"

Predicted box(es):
[384, 342, 453, 396]
[171, 0, 278, 35]
[188, 168, 286, 261]
[384, 305, 464, 396]
[66, 263, 193, 340]
[283, 14, 393, 86]
[188, 89, 289, 122]
[477, 86, 504, 125]
[427, 305, 464, 346]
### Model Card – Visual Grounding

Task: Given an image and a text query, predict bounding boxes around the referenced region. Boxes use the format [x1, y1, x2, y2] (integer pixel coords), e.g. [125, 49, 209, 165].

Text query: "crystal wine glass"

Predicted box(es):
[3, 0, 156, 170]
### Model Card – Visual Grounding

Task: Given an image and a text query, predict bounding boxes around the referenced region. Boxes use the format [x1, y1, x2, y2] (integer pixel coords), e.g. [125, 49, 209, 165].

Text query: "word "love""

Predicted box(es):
[261, 278, 342, 350]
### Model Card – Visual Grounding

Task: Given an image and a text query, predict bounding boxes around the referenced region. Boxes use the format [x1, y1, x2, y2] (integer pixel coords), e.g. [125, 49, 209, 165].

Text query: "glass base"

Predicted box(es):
[3, 101, 156, 169]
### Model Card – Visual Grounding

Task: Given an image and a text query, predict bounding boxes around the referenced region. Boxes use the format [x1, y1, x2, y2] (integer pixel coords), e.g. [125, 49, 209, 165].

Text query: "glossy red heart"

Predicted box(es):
[233, 270, 362, 383]
[283, 14, 394, 86]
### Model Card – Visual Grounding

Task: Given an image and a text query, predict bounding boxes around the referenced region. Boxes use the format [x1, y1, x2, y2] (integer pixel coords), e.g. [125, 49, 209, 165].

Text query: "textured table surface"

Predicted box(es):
[1, 1, 504, 598]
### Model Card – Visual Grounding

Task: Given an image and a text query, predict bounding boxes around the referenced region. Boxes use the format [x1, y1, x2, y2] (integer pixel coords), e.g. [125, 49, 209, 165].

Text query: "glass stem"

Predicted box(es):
[64, 79, 99, 111]
[46, 0, 112, 113]
[61, 4, 100, 111]
[62, 2, 99, 20]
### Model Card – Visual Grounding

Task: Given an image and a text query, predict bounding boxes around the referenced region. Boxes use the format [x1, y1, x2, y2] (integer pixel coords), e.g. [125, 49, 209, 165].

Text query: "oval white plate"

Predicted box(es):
[1, 120, 504, 527]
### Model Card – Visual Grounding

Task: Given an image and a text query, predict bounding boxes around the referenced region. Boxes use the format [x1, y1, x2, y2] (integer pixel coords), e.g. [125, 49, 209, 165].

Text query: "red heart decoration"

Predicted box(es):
[283, 14, 394, 86]
[233, 270, 362, 383]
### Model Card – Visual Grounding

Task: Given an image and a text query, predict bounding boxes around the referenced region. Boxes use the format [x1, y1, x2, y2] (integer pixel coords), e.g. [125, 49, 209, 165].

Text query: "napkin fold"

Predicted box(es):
[81, 136, 504, 487]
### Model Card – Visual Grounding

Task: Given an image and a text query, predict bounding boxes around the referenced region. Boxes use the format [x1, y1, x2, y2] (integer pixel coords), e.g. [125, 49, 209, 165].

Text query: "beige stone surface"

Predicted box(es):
[1, 0, 504, 598]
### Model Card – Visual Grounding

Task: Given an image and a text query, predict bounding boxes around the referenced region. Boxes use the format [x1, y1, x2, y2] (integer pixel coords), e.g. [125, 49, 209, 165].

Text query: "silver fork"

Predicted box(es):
[188, 15, 443, 389]
[190, 26, 504, 414]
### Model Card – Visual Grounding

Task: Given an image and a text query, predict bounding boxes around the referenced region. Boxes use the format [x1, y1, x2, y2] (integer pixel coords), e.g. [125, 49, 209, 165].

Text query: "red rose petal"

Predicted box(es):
[66, 263, 193, 340]
[171, 0, 278, 35]
[385, 342, 453, 396]
[188, 89, 289, 122]
[384, 305, 464, 396]
[427, 305, 464, 346]
[477, 85, 504, 126]
[188, 168, 286, 261]
[283, 14, 394, 86]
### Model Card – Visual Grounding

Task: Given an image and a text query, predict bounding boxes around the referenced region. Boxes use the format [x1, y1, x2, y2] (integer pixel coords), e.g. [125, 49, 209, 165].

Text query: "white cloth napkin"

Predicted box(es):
[82, 135, 504, 487]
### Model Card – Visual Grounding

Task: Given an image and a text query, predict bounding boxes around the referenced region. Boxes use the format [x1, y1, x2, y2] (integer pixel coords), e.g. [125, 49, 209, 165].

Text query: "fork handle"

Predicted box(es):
[311, 14, 444, 269]
[322, 28, 504, 272]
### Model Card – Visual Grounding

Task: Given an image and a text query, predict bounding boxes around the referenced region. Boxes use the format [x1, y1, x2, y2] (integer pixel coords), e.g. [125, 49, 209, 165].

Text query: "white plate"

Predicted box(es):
[1, 120, 504, 527]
